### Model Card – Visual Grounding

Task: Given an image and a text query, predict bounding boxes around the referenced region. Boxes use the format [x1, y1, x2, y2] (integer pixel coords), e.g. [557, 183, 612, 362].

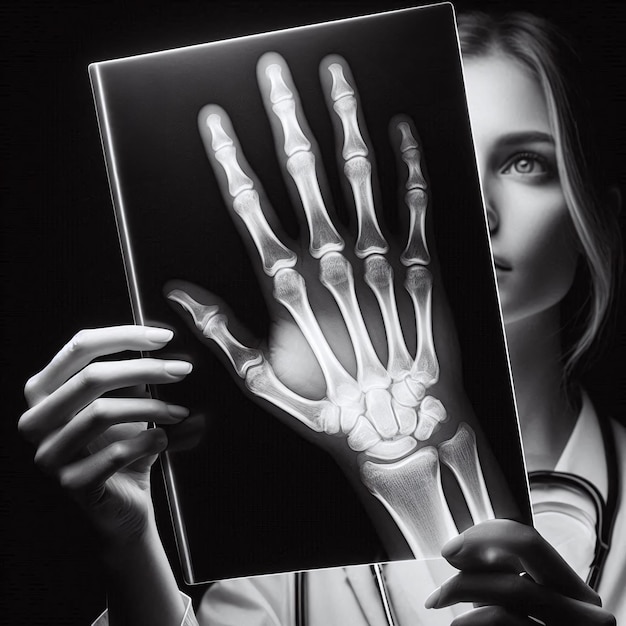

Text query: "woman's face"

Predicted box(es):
[463, 53, 579, 326]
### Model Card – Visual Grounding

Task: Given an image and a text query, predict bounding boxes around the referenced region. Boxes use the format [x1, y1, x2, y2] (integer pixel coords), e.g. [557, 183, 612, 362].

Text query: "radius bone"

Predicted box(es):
[245, 359, 340, 434]
[273, 268, 361, 405]
[364, 255, 413, 379]
[405, 266, 439, 388]
[438, 423, 495, 523]
[319, 252, 390, 391]
[167, 289, 262, 378]
[361, 447, 458, 558]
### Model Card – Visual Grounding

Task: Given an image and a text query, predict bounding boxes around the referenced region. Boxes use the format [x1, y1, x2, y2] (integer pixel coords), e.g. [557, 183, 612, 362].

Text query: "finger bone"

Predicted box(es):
[366, 437, 418, 462]
[319, 252, 390, 391]
[271, 98, 312, 157]
[245, 359, 339, 433]
[328, 63, 354, 101]
[397, 121, 418, 153]
[344, 157, 388, 258]
[364, 255, 413, 378]
[365, 387, 398, 438]
[167, 290, 262, 378]
[415, 395, 447, 441]
[286, 151, 344, 258]
[401, 189, 430, 266]
[402, 147, 427, 191]
[265, 64, 293, 104]
[273, 268, 360, 404]
[405, 266, 439, 387]
[233, 190, 297, 276]
[438, 422, 495, 523]
[360, 447, 458, 558]
[347, 415, 382, 452]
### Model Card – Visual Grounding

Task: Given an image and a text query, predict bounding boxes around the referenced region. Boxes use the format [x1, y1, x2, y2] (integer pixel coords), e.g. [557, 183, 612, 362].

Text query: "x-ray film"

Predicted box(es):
[89, 3, 531, 584]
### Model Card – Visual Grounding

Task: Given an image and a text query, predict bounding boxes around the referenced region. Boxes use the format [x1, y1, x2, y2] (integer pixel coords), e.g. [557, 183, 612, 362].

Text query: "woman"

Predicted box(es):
[19, 10, 624, 625]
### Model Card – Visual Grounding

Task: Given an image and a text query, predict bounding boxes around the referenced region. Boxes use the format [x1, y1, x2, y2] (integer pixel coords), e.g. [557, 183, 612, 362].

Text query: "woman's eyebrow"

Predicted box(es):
[496, 131, 555, 147]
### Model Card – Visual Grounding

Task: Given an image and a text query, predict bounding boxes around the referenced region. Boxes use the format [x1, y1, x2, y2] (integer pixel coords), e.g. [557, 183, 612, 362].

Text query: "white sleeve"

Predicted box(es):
[91, 592, 198, 626]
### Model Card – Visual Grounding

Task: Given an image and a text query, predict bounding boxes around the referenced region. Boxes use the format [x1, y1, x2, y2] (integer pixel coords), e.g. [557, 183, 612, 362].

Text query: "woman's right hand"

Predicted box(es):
[18, 325, 193, 545]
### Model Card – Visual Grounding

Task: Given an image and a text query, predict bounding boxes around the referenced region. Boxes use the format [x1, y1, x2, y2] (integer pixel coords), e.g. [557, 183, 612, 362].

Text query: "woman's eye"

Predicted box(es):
[501, 153, 553, 179]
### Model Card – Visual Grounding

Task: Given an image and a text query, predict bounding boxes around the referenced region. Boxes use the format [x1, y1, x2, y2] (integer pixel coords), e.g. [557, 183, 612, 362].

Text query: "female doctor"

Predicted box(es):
[18, 10, 624, 626]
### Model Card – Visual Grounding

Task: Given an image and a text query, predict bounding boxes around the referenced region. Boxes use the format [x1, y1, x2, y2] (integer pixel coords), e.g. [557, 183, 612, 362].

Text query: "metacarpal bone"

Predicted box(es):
[167, 289, 262, 378]
[286, 151, 344, 258]
[233, 190, 297, 276]
[438, 423, 495, 524]
[272, 268, 361, 405]
[405, 266, 439, 387]
[365, 387, 398, 439]
[245, 359, 340, 434]
[319, 252, 390, 391]
[344, 157, 389, 258]
[401, 188, 431, 266]
[360, 447, 458, 558]
[415, 395, 447, 441]
[347, 415, 382, 452]
[364, 255, 413, 378]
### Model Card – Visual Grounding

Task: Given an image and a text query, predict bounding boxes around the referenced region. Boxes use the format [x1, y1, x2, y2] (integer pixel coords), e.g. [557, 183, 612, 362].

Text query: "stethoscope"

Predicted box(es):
[294, 415, 619, 626]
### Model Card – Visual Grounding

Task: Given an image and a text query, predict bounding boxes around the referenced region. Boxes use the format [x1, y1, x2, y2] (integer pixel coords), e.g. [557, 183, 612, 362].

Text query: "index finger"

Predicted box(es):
[24, 325, 173, 405]
[441, 519, 601, 606]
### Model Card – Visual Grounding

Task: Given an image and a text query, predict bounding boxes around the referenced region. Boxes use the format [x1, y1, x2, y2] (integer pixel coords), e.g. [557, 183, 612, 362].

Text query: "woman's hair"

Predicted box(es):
[457, 11, 622, 378]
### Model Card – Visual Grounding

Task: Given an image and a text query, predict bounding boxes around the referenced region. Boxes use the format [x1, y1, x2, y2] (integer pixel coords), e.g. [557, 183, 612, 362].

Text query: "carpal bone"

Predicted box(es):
[401, 189, 430, 266]
[245, 359, 340, 434]
[366, 437, 417, 462]
[365, 387, 399, 439]
[391, 376, 426, 407]
[166, 290, 262, 378]
[361, 447, 458, 558]
[438, 423, 495, 523]
[344, 157, 389, 258]
[347, 415, 382, 452]
[364, 256, 413, 378]
[232, 190, 297, 276]
[319, 252, 390, 391]
[405, 266, 439, 387]
[340, 404, 362, 433]
[286, 151, 344, 258]
[272, 269, 361, 404]
[391, 399, 418, 436]
[415, 395, 447, 441]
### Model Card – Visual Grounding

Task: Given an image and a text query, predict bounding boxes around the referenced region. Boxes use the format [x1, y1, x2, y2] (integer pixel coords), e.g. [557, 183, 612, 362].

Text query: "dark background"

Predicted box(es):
[2, 1, 625, 624]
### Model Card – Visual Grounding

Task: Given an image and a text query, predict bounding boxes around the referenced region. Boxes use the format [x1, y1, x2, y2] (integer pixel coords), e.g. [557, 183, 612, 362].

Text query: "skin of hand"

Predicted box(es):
[426, 519, 616, 625]
[18, 325, 199, 543]
[168, 52, 518, 556]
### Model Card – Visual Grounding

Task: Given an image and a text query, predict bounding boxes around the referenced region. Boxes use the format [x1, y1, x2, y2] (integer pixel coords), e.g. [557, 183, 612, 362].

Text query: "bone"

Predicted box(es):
[344, 157, 389, 258]
[340, 404, 362, 434]
[391, 399, 418, 436]
[286, 151, 344, 258]
[415, 395, 447, 441]
[232, 189, 297, 276]
[245, 359, 340, 434]
[364, 255, 413, 378]
[167, 289, 262, 378]
[266, 64, 293, 103]
[361, 447, 458, 558]
[272, 268, 361, 405]
[328, 64, 368, 160]
[405, 266, 439, 388]
[271, 98, 311, 157]
[397, 122, 426, 188]
[319, 252, 390, 391]
[438, 423, 495, 523]
[347, 415, 382, 452]
[401, 189, 431, 266]
[366, 437, 417, 462]
[390, 376, 426, 407]
[206, 114, 254, 197]
[364, 387, 398, 439]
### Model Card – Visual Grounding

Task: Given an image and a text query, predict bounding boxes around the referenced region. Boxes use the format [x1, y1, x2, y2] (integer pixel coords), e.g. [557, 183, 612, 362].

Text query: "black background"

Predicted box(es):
[2, 1, 625, 624]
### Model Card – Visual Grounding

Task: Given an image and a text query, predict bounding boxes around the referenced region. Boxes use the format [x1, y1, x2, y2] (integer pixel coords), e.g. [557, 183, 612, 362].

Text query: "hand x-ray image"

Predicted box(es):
[89, 4, 530, 583]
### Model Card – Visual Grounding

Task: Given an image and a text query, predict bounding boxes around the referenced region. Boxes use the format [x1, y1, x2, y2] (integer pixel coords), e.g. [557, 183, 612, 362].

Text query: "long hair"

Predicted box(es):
[457, 11, 622, 377]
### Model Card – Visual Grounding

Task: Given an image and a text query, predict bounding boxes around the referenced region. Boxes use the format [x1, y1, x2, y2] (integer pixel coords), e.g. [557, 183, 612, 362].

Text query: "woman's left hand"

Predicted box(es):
[426, 519, 616, 625]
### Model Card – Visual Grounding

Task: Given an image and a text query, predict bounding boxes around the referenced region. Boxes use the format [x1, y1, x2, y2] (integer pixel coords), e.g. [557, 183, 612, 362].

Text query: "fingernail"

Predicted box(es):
[145, 328, 174, 343]
[164, 361, 193, 376]
[424, 586, 441, 609]
[441, 533, 464, 558]
[167, 404, 190, 419]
